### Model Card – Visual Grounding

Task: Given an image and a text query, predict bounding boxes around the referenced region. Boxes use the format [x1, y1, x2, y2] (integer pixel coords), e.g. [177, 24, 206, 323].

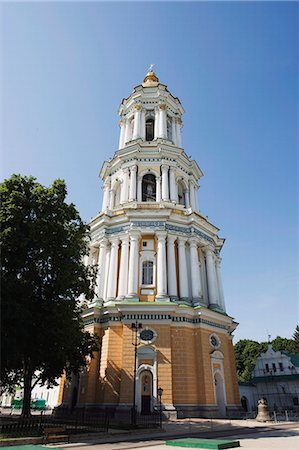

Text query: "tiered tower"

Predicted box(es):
[61, 68, 241, 418]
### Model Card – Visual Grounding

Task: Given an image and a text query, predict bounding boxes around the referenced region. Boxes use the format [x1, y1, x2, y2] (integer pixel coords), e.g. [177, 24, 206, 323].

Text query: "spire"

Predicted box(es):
[143, 64, 159, 87]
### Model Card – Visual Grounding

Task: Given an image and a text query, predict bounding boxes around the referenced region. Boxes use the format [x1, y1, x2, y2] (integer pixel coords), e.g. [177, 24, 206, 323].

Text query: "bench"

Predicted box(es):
[43, 425, 70, 444]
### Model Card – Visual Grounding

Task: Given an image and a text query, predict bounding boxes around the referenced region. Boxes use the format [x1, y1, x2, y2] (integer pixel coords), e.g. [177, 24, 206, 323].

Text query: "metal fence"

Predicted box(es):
[0, 409, 160, 438]
[0, 414, 109, 438]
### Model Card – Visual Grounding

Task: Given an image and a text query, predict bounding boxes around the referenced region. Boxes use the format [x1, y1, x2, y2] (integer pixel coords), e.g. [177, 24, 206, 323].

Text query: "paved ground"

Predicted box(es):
[50, 419, 299, 450]
[1, 417, 298, 450]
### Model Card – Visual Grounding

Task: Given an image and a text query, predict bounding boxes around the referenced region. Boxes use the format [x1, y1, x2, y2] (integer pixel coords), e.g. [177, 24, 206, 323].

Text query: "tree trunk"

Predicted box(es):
[21, 358, 33, 417]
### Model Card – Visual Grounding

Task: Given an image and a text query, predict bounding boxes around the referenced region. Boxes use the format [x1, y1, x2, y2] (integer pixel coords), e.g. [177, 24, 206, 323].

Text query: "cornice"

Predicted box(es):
[119, 82, 184, 116]
[99, 143, 204, 182]
[82, 302, 237, 333]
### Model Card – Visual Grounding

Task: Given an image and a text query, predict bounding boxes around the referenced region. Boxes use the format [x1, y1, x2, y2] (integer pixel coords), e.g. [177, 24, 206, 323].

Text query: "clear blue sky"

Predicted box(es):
[1, 2, 298, 343]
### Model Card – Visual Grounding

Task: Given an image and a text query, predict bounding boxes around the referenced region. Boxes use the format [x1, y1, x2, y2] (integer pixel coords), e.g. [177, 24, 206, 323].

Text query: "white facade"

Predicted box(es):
[239, 345, 299, 412]
[0, 379, 60, 410]
[90, 69, 227, 312]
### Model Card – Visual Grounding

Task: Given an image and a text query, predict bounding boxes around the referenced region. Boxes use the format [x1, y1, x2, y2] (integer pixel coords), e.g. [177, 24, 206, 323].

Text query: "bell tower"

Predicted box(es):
[61, 68, 241, 418]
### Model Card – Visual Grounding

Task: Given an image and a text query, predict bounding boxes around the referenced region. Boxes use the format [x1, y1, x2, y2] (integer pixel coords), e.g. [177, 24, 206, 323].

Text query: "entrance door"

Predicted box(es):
[140, 371, 152, 414]
[215, 372, 226, 417]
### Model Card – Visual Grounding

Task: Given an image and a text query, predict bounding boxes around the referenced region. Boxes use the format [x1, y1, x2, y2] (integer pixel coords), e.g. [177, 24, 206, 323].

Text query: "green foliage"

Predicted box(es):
[234, 334, 296, 382]
[234, 340, 267, 382]
[271, 336, 296, 354]
[293, 325, 299, 354]
[0, 174, 98, 415]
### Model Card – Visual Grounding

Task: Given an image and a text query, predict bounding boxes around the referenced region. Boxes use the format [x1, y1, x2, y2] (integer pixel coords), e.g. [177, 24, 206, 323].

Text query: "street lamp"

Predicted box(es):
[157, 387, 163, 428]
[131, 320, 142, 426]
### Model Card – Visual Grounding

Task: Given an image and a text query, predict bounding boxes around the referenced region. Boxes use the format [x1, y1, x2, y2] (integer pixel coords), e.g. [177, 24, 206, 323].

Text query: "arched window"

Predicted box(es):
[145, 118, 154, 141]
[142, 260, 154, 285]
[142, 174, 156, 202]
[114, 183, 121, 208]
[177, 180, 185, 206]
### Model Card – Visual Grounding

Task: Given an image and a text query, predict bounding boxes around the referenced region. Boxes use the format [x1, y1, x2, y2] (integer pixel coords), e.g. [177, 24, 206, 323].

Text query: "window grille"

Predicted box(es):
[142, 260, 154, 285]
[146, 118, 154, 141]
[142, 174, 156, 202]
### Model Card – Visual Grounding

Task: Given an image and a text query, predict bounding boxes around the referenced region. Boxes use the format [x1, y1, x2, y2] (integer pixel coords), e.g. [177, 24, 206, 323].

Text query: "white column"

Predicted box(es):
[189, 238, 202, 305]
[176, 118, 182, 147]
[199, 249, 208, 306]
[171, 117, 177, 145]
[137, 176, 142, 202]
[156, 176, 161, 202]
[178, 237, 189, 301]
[215, 257, 226, 312]
[119, 119, 125, 149]
[184, 188, 190, 208]
[96, 238, 108, 301]
[106, 238, 119, 300]
[132, 105, 141, 140]
[129, 165, 137, 201]
[117, 235, 129, 299]
[205, 246, 219, 307]
[140, 109, 146, 140]
[158, 104, 167, 139]
[102, 179, 110, 211]
[103, 245, 111, 301]
[154, 107, 159, 139]
[124, 118, 131, 145]
[127, 232, 140, 300]
[189, 180, 196, 210]
[108, 188, 114, 210]
[161, 165, 169, 201]
[156, 232, 168, 299]
[167, 235, 178, 299]
[195, 186, 199, 211]
[169, 167, 177, 202]
[121, 168, 129, 204]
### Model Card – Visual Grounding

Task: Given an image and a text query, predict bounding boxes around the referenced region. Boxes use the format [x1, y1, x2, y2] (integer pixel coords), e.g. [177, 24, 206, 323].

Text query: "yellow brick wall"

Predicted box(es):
[74, 319, 240, 411]
[154, 325, 173, 405]
[222, 335, 241, 404]
[171, 326, 200, 404]
[195, 329, 215, 404]
[119, 324, 136, 404]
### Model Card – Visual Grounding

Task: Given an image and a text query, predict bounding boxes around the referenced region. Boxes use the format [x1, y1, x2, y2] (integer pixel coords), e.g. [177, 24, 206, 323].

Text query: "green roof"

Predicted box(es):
[252, 373, 299, 383]
[289, 353, 299, 367]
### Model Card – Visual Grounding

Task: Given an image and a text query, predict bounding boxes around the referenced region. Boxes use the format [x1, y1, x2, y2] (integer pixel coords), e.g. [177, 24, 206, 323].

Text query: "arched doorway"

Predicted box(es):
[140, 370, 153, 414]
[214, 372, 226, 417]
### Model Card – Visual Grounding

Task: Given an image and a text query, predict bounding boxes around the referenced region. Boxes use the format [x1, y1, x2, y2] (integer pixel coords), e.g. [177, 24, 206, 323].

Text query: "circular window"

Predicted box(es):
[139, 328, 156, 344]
[210, 334, 220, 349]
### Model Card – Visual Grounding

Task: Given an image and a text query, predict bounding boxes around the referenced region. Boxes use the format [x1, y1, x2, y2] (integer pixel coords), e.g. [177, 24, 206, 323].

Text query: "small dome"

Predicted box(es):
[143, 65, 159, 86]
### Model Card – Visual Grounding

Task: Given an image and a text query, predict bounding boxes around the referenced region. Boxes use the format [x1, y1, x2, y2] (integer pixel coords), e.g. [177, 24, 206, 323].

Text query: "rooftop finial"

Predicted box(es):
[148, 63, 155, 72]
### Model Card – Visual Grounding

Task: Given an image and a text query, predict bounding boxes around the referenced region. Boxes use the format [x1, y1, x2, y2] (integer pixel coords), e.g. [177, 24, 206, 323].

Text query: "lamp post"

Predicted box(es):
[157, 387, 163, 428]
[131, 320, 142, 426]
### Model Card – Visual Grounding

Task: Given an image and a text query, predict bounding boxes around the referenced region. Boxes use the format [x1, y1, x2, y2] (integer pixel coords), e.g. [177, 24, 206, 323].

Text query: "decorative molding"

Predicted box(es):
[83, 313, 228, 330]
[92, 222, 213, 243]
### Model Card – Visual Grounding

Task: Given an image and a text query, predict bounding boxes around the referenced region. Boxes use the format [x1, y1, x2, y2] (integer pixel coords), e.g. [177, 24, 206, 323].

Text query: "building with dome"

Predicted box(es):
[60, 68, 241, 418]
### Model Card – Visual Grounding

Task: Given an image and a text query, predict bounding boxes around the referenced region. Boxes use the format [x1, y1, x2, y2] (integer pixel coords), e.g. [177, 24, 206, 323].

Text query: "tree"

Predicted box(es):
[293, 325, 299, 354]
[271, 336, 296, 354]
[234, 335, 297, 382]
[234, 340, 267, 382]
[1, 175, 98, 416]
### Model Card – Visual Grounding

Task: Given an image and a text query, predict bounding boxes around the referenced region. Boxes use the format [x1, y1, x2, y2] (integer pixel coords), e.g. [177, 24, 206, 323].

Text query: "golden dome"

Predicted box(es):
[143, 64, 159, 86]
